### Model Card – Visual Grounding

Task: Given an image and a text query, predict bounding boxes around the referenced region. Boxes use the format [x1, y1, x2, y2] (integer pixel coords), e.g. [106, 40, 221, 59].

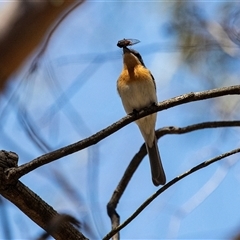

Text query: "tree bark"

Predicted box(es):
[0, 150, 88, 240]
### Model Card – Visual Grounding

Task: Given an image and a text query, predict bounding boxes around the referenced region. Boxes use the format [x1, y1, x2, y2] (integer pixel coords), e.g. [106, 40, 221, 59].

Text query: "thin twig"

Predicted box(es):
[107, 144, 146, 240]
[103, 147, 240, 240]
[6, 85, 240, 181]
[156, 120, 240, 137]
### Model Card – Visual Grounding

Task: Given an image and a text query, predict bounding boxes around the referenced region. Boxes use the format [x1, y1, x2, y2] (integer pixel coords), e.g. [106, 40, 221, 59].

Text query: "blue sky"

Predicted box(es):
[1, 1, 240, 239]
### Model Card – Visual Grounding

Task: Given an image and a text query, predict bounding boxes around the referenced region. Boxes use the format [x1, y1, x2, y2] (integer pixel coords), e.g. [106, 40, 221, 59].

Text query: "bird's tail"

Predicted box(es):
[146, 137, 166, 186]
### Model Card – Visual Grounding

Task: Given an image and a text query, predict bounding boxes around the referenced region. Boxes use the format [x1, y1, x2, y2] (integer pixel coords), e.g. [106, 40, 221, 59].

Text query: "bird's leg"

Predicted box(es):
[140, 102, 157, 112]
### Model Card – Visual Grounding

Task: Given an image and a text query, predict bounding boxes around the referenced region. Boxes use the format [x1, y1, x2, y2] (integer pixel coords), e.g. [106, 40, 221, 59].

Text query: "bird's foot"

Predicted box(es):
[130, 109, 139, 116]
[151, 102, 157, 107]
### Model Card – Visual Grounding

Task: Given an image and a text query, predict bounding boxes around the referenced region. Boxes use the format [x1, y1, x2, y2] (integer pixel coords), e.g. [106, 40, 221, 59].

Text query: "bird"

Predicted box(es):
[117, 45, 166, 186]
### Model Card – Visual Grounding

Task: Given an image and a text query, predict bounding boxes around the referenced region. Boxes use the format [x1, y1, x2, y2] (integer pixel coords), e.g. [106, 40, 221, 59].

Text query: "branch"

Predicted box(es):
[0, 150, 87, 240]
[106, 120, 240, 239]
[5, 85, 240, 182]
[0, 1, 85, 90]
[103, 147, 240, 240]
[156, 120, 240, 137]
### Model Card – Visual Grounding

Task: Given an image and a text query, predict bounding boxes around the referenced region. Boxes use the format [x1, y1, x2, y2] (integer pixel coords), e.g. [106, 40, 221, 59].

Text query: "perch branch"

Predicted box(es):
[5, 85, 240, 182]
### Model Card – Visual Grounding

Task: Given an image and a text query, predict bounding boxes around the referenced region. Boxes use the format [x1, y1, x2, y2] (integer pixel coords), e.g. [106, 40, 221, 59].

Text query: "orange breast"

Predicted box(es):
[119, 65, 153, 84]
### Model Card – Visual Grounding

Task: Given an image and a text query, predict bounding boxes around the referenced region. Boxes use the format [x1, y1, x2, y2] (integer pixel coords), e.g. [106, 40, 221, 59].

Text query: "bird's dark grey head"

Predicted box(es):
[123, 47, 146, 67]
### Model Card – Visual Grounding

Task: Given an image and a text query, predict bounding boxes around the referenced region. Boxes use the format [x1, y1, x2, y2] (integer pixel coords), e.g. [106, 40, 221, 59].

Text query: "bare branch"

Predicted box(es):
[103, 147, 240, 240]
[106, 120, 240, 238]
[0, 0, 85, 90]
[0, 151, 87, 240]
[5, 85, 240, 182]
[156, 120, 240, 137]
[107, 143, 146, 240]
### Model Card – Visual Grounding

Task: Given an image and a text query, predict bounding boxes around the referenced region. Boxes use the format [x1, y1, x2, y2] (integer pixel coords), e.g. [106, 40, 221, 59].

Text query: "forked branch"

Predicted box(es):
[104, 147, 240, 240]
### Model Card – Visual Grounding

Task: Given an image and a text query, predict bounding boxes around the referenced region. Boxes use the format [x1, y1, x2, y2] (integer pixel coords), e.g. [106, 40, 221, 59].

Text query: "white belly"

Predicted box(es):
[118, 79, 157, 114]
[118, 78, 158, 146]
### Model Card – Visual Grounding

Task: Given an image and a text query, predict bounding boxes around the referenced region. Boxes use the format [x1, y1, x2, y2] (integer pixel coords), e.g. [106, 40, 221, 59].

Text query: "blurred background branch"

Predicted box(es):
[5, 85, 240, 182]
[0, 0, 85, 90]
